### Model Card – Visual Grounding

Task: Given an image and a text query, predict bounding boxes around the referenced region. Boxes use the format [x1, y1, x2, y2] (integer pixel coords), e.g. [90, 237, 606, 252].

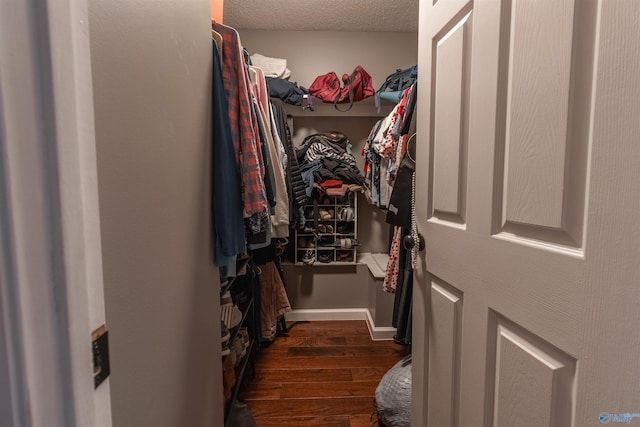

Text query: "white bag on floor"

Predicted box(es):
[374, 355, 412, 427]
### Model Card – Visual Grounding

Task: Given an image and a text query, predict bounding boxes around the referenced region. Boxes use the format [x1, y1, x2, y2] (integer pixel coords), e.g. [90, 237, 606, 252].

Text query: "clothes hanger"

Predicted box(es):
[406, 132, 417, 163]
[211, 30, 223, 56]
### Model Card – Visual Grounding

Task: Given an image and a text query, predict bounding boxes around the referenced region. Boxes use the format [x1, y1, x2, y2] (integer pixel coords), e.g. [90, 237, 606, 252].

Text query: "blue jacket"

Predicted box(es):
[212, 42, 246, 260]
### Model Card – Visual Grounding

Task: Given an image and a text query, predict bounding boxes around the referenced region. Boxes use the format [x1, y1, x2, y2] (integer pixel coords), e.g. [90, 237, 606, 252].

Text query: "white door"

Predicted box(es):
[413, 0, 640, 426]
[0, 0, 112, 426]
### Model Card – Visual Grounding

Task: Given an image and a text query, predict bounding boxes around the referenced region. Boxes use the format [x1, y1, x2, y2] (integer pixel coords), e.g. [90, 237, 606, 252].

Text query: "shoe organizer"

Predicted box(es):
[294, 191, 358, 265]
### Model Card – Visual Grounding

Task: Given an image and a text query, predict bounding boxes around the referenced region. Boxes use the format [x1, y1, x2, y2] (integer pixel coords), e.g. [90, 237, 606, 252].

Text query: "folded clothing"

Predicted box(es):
[320, 179, 343, 189]
[378, 90, 404, 104]
[250, 53, 292, 79]
[326, 184, 348, 197]
[266, 77, 307, 106]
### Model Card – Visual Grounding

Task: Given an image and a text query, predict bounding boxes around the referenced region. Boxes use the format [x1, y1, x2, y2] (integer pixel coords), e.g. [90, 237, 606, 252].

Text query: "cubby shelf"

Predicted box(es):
[294, 192, 358, 266]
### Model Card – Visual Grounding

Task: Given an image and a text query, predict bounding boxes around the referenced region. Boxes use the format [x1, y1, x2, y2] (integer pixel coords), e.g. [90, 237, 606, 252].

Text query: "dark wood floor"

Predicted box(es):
[239, 320, 410, 427]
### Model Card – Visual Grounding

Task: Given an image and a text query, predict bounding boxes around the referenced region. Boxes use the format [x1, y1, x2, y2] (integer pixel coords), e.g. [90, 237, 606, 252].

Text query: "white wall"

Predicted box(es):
[88, 1, 222, 426]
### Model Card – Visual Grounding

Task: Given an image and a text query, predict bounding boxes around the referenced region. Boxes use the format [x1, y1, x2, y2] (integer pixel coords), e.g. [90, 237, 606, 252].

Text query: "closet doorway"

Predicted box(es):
[5, 0, 639, 426]
[226, 1, 640, 426]
[220, 0, 421, 424]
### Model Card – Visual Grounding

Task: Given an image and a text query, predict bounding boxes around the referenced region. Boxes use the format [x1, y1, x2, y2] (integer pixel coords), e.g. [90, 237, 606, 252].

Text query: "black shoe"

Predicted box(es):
[336, 222, 353, 234]
[318, 251, 333, 263]
[317, 236, 334, 247]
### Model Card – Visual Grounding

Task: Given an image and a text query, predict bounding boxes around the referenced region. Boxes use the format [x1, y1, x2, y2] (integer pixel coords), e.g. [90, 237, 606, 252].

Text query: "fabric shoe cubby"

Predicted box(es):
[294, 191, 358, 265]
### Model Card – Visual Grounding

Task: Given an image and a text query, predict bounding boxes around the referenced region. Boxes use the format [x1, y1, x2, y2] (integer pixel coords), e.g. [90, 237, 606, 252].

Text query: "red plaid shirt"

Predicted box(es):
[213, 21, 268, 232]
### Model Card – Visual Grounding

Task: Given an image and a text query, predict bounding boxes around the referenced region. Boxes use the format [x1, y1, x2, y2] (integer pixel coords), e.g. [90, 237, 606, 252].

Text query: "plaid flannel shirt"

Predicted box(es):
[213, 21, 269, 233]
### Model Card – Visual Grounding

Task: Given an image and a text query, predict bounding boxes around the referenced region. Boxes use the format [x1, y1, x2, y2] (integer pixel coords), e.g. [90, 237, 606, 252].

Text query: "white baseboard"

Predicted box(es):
[365, 309, 397, 341]
[285, 309, 396, 341]
[285, 308, 368, 322]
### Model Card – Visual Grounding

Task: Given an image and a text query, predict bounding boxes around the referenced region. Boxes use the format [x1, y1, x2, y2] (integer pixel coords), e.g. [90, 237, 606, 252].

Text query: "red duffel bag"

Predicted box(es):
[309, 65, 374, 111]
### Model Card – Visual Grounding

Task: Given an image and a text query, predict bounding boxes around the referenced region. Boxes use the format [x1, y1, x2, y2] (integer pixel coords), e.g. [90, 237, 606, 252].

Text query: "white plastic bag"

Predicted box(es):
[374, 355, 412, 427]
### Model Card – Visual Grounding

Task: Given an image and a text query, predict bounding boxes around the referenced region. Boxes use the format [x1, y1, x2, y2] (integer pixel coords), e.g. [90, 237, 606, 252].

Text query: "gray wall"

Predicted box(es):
[237, 30, 418, 90]
[88, 1, 222, 426]
[283, 264, 367, 309]
[282, 262, 395, 329]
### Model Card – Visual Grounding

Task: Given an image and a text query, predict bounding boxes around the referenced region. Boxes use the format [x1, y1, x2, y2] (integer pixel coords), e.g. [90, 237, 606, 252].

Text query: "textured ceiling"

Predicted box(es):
[223, 0, 419, 32]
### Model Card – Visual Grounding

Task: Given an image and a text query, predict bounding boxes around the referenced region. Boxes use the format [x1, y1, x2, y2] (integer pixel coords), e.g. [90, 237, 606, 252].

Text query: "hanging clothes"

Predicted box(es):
[362, 120, 383, 207]
[270, 98, 307, 228]
[212, 20, 270, 237]
[267, 104, 288, 183]
[250, 67, 290, 238]
[252, 253, 291, 341]
[383, 225, 402, 293]
[392, 227, 413, 345]
[387, 83, 418, 346]
[361, 85, 414, 210]
[385, 86, 412, 180]
[258, 262, 291, 341]
[212, 24, 300, 343]
[364, 112, 393, 208]
[211, 40, 246, 268]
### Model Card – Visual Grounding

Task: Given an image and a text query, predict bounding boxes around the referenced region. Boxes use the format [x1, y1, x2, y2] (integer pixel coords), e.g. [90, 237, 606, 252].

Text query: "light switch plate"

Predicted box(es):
[91, 325, 110, 389]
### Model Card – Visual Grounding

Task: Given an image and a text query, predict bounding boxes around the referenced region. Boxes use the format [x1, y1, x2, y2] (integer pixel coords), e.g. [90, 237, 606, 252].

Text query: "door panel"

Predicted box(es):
[427, 278, 463, 427]
[495, 0, 596, 247]
[490, 315, 577, 427]
[432, 11, 471, 224]
[501, 0, 575, 230]
[415, 0, 640, 426]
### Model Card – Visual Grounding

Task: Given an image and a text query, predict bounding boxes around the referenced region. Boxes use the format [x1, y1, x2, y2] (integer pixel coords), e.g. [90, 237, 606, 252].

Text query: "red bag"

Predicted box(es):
[309, 65, 375, 111]
[308, 72, 341, 103]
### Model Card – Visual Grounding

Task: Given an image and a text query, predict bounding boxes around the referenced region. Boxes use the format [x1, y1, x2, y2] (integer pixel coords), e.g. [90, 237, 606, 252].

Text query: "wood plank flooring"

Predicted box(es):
[240, 320, 410, 427]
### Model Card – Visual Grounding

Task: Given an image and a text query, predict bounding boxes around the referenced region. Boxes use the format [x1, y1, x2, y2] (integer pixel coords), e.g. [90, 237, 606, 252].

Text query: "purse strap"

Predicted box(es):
[333, 69, 359, 112]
